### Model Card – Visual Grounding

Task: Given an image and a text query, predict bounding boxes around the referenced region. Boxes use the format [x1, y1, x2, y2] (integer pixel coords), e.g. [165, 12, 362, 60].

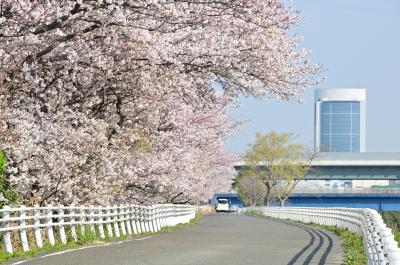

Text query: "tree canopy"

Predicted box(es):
[0, 0, 318, 205]
[238, 131, 314, 206]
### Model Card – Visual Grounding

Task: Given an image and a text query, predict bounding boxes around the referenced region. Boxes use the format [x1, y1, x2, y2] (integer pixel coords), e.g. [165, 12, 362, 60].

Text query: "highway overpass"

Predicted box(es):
[234, 152, 400, 180]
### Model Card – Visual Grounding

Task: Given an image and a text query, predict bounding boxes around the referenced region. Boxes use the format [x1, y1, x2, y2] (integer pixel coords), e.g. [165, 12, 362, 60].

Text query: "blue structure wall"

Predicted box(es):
[210, 194, 244, 208]
[286, 194, 400, 211]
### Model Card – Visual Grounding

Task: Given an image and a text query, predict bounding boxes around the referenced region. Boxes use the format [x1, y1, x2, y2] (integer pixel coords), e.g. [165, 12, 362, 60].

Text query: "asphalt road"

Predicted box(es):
[14, 214, 344, 265]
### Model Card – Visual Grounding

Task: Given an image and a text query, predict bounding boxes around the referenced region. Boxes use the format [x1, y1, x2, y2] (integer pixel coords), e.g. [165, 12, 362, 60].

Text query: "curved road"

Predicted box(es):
[14, 214, 344, 265]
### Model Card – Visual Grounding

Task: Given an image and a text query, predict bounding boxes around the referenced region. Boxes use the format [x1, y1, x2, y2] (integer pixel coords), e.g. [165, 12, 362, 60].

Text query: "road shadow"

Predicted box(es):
[247, 216, 336, 265]
[278, 220, 334, 265]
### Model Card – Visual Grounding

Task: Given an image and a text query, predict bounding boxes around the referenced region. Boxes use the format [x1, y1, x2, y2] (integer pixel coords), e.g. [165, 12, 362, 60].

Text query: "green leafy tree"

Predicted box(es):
[0, 150, 19, 207]
[0, 151, 5, 176]
[241, 131, 314, 207]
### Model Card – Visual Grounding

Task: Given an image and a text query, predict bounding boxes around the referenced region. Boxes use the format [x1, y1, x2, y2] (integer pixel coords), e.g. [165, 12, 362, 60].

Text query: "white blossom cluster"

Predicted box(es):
[0, 0, 318, 205]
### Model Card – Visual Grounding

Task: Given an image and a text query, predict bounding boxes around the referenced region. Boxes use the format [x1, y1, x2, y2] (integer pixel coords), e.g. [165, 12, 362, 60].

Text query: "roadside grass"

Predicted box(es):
[0, 212, 202, 264]
[306, 223, 366, 265]
[395, 231, 400, 246]
[244, 211, 366, 265]
[381, 211, 400, 246]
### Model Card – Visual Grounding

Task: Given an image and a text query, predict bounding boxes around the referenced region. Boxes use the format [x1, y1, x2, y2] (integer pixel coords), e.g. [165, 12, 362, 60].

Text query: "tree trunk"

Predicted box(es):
[279, 198, 286, 207]
[265, 185, 272, 206]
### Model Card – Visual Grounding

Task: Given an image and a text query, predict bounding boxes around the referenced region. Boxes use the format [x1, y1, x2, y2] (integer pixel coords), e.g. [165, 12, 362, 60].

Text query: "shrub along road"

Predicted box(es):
[13, 214, 344, 265]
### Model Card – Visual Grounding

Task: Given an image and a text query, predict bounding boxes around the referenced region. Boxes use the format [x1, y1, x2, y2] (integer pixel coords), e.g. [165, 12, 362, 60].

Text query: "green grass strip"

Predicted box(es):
[394, 230, 400, 246]
[307, 223, 366, 265]
[380, 211, 400, 247]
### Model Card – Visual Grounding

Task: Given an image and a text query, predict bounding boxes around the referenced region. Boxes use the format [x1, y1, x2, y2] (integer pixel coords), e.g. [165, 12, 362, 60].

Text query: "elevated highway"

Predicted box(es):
[234, 152, 400, 180]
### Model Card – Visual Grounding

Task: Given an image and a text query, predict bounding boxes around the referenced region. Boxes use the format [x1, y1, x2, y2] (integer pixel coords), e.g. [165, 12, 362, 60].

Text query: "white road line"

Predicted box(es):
[10, 261, 28, 265]
[10, 235, 156, 265]
[135, 236, 154, 241]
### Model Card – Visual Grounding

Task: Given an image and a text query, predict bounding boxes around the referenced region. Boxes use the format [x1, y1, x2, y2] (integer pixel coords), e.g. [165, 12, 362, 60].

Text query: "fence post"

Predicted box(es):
[184, 205, 189, 223]
[192, 205, 196, 220]
[160, 205, 166, 228]
[33, 204, 43, 248]
[89, 206, 96, 236]
[154, 205, 160, 230]
[174, 205, 179, 226]
[2, 206, 13, 253]
[69, 205, 77, 241]
[164, 205, 169, 227]
[188, 206, 193, 223]
[136, 206, 142, 233]
[163, 205, 169, 227]
[79, 207, 86, 235]
[171, 205, 176, 226]
[46, 204, 56, 246]
[151, 205, 157, 232]
[155, 205, 161, 231]
[125, 205, 132, 235]
[106, 206, 113, 238]
[169, 205, 174, 227]
[18, 205, 30, 252]
[58, 205, 67, 244]
[130, 206, 138, 235]
[118, 205, 126, 236]
[113, 207, 120, 237]
[163, 205, 168, 228]
[135, 206, 143, 234]
[148, 206, 155, 233]
[152, 205, 159, 232]
[97, 206, 105, 239]
[181, 206, 186, 224]
[139, 207, 146, 233]
[144, 206, 150, 232]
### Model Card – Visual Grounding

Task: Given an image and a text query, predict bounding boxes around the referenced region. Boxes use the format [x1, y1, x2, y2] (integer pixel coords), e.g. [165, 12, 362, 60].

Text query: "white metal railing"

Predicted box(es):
[0, 204, 196, 254]
[293, 188, 400, 194]
[243, 207, 400, 265]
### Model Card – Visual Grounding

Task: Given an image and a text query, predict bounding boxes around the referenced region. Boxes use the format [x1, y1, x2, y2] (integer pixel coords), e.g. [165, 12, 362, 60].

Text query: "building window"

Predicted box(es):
[320, 101, 360, 152]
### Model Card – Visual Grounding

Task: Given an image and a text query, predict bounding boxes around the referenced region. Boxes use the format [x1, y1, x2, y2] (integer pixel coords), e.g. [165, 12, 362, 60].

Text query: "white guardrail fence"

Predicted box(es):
[243, 207, 400, 265]
[0, 204, 196, 254]
[293, 188, 400, 194]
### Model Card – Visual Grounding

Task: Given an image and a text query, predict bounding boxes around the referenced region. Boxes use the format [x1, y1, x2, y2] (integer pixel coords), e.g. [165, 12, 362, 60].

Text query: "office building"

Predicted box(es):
[315, 88, 366, 152]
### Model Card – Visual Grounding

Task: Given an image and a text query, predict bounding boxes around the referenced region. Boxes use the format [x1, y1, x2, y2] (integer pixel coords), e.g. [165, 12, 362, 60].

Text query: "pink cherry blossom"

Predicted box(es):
[0, 0, 318, 205]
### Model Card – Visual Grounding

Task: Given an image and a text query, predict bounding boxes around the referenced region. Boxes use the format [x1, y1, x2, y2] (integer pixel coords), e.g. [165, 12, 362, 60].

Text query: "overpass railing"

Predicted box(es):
[293, 188, 400, 194]
[244, 207, 400, 265]
[0, 204, 196, 254]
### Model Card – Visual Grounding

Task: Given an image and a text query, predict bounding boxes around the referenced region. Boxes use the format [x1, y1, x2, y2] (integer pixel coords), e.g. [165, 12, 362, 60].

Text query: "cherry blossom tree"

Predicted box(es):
[0, 0, 318, 205]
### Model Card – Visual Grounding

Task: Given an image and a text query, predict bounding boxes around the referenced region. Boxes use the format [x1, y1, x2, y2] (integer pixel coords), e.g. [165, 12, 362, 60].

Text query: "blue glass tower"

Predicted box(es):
[315, 89, 366, 152]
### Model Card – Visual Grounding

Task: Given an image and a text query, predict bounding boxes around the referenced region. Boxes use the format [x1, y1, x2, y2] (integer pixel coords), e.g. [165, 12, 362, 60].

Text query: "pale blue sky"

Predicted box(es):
[225, 0, 400, 154]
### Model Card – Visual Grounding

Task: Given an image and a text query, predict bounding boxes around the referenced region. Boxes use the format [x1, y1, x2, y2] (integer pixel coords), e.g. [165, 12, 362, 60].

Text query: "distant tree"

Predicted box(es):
[235, 174, 266, 206]
[271, 152, 314, 207]
[241, 131, 314, 206]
